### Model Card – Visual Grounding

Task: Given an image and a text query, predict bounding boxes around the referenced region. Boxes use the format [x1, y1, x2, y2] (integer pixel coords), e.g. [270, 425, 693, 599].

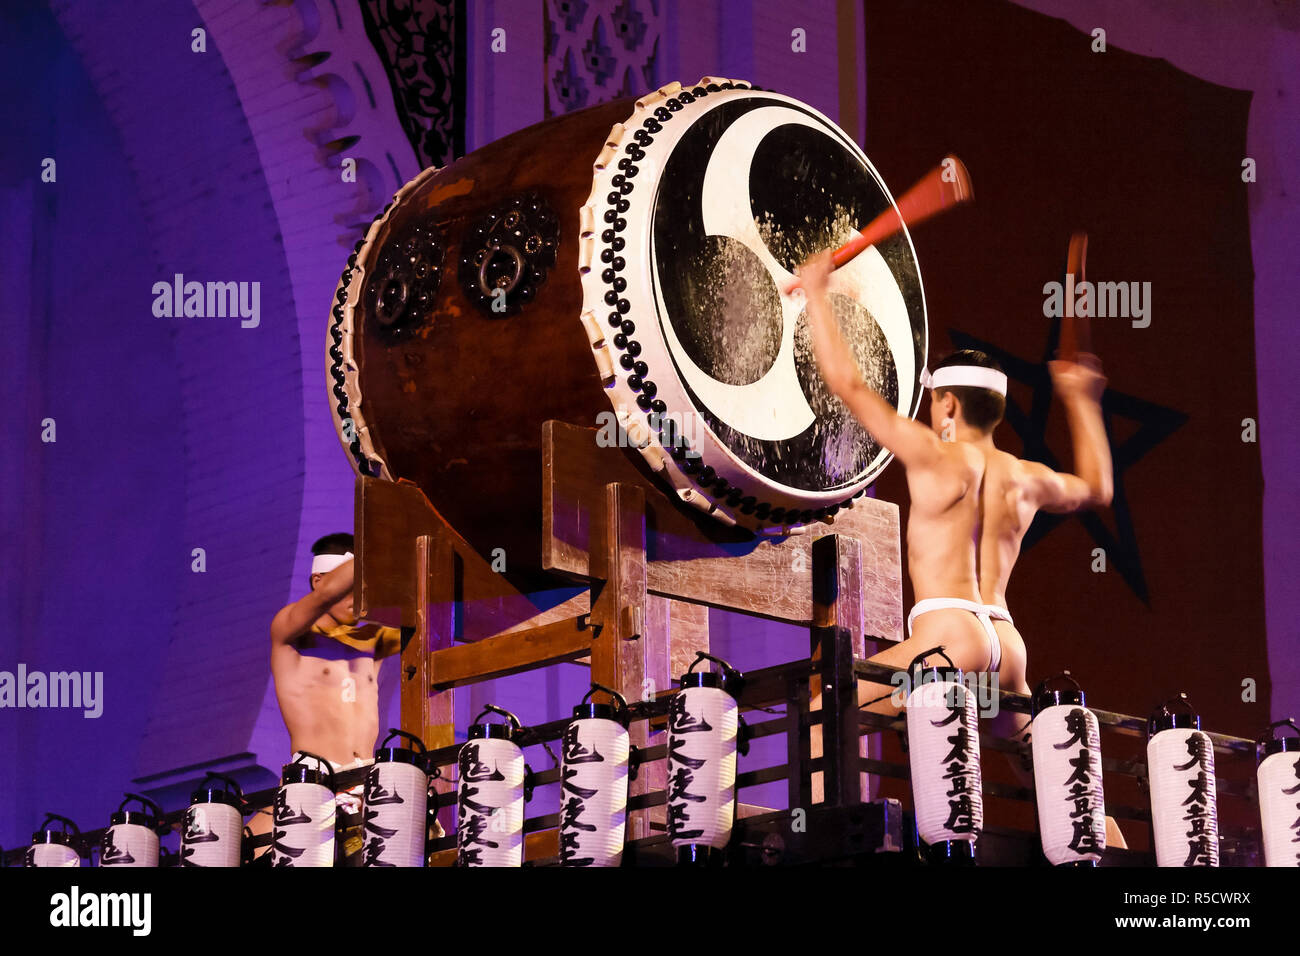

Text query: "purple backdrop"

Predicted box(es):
[1, 0, 1294, 852]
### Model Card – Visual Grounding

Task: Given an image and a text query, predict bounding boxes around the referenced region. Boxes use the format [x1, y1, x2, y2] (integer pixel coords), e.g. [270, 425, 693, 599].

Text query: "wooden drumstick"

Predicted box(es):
[785, 154, 973, 293]
[1060, 231, 1091, 361]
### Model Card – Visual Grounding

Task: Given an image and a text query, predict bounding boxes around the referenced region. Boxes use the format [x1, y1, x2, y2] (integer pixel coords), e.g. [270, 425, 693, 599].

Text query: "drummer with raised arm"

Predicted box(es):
[798, 249, 1125, 847]
[247, 533, 406, 860]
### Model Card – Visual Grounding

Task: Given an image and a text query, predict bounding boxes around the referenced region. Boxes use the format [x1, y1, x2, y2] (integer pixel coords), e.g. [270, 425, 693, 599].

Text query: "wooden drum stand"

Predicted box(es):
[354, 420, 906, 862]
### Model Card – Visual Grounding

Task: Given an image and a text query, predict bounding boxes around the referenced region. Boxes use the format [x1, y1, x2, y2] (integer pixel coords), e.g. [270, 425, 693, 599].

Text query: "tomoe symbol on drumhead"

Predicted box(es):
[650, 95, 925, 494]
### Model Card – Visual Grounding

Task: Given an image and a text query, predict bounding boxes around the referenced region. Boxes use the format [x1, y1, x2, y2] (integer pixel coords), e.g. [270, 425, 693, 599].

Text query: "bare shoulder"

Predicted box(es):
[984, 450, 1041, 507]
[1015, 457, 1056, 483]
[1012, 457, 1090, 512]
[1008, 457, 1048, 491]
[269, 613, 301, 675]
[270, 602, 294, 634]
[270, 600, 313, 647]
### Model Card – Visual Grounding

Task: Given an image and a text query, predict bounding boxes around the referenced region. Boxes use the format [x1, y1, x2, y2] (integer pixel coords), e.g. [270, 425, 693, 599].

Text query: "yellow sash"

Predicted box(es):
[310, 622, 402, 659]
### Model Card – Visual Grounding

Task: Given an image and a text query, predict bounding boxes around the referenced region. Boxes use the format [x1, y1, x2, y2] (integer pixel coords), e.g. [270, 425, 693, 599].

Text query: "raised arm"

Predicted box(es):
[270, 559, 355, 646]
[1029, 355, 1114, 512]
[799, 251, 943, 469]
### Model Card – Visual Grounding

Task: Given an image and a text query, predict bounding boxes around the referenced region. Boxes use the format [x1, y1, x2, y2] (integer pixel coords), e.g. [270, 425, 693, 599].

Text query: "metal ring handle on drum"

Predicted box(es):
[375, 276, 409, 326]
[477, 243, 525, 298]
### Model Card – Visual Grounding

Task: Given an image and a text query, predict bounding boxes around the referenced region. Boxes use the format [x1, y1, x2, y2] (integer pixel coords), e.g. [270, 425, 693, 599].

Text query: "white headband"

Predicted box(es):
[920, 366, 1007, 396]
[311, 551, 353, 575]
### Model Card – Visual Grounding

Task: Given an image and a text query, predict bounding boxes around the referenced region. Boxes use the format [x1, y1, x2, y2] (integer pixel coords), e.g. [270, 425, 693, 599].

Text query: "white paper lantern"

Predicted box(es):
[180, 773, 244, 867]
[363, 729, 430, 868]
[669, 654, 743, 865]
[1030, 673, 1106, 866]
[1147, 695, 1218, 867]
[1257, 719, 1300, 868]
[26, 815, 81, 867]
[560, 684, 631, 867]
[906, 649, 982, 863]
[271, 752, 337, 867]
[458, 706, 526, 867]
[101, 794, 163, 868]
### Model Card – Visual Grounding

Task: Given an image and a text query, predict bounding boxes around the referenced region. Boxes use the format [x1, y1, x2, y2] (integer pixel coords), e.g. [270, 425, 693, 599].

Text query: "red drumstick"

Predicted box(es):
[1060, 231, 1090, 361]
[785, 154, 973, 293]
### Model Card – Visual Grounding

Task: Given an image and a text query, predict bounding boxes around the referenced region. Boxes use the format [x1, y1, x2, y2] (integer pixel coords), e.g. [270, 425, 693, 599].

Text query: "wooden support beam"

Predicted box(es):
[787, 675, 813, 811]
[363, 423, 907, 861]
[356, 477, 507, 625]
[810, 533, 869, 807]
[401, 533, 458, 837]
[667, 598, 709, 679]
[542, 421, 903, 639]
[429, 616, 591, 688]
[588, 481, 653, 839]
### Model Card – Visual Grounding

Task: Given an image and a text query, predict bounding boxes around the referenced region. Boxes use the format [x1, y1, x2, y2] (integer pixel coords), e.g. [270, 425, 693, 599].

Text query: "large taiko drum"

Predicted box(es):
[328, 77, 926, 576]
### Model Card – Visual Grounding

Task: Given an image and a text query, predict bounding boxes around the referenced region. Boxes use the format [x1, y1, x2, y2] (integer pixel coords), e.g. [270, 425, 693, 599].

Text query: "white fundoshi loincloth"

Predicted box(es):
[907, 598, 1014, 672]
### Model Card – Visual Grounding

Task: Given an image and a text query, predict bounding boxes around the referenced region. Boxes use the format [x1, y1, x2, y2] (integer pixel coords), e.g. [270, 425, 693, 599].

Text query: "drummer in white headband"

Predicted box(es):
[253, 532, 407, 860]
[799, 250, 1123, 845]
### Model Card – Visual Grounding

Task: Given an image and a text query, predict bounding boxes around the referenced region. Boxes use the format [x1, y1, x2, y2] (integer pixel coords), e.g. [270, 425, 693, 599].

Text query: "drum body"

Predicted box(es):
[331, 78, 926, 576]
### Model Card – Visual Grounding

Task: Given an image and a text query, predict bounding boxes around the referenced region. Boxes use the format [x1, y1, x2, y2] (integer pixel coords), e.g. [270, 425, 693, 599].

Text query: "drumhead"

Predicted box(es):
[580, 78, 927, 529]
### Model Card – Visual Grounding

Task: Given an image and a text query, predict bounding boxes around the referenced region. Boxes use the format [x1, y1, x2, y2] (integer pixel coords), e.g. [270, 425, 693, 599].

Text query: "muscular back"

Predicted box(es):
[976, 448, 1042, 611]
[977, 445, 1100, 611]
[906, 440, 986, 604]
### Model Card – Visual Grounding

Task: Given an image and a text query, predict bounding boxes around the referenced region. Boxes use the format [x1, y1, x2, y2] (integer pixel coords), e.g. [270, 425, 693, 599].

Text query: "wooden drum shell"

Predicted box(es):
[332, 77, 925, 583]
[332, 99, 637, 579]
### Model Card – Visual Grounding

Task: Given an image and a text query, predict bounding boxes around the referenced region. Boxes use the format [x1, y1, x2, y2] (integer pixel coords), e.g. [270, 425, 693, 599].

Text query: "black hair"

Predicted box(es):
[308, 532, 354, 588]
[932, 349, 1005, 432]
